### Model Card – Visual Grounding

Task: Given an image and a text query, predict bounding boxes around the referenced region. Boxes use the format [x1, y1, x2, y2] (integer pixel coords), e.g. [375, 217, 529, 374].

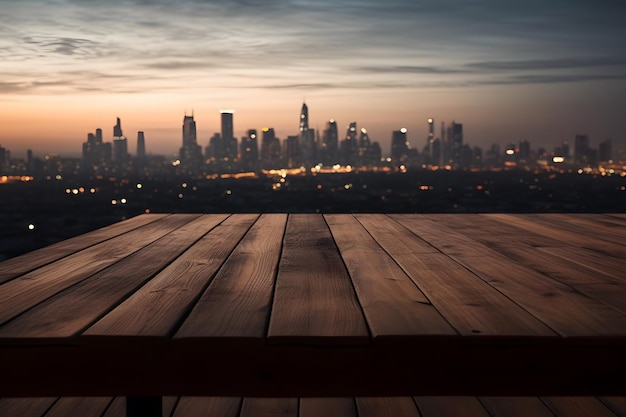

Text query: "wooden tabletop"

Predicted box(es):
[0, 213, 625, 397]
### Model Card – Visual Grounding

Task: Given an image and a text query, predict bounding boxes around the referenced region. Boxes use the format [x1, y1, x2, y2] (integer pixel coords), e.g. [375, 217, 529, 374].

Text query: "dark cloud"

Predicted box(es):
[22, 36, 102, 57]
[467, 57, 626, 71]
[354, 65, 468, 75]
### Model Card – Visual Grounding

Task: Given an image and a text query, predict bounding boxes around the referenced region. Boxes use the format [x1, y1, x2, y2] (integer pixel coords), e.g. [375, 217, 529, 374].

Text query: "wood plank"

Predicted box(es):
[300, 398, 357, 417]
[440, 213, 569, 248]
[535, 213, 626, 248]
[414, 397, 490, 417]
[239, 398, 298, 417]
[0, 214, 168, 284]
[0, 398, 57, 417]
[599, 397, 626, 417]
[171, 397, 241, 417]
[0, 214, 200, 327]
[486, 214, 626, 258]
[388, 214, 494, 257]
[174, 214, 286, 340]
[480, 397, 557, 417]
[355, 397, 420, 417]
[85, 214, 257, 337]
[538, 246, 626, 281]
[326, 214, 455, 339]
[542, 397, 620, 417]
[357, 214, 554, 336]
[395, 215, 626, 337]
[0, 215, 228, 338]
[267, 214, 370, 344]
[43, 397, 112, 417]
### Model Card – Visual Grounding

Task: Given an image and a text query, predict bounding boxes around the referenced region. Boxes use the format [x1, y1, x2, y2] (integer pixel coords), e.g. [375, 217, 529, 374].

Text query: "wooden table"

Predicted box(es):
[1, 214, 625, 416]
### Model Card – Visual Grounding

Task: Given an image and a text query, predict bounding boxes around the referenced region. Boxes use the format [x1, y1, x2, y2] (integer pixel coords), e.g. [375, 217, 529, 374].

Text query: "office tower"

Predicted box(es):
[447, 121, 463, 166]
[240, 129, 259, 171]
[391, 128, 410, 162]
[96, 128, 103, 144]
[111, 117, 129, 169]
[207, 133, 223, 161]
[320, 119, 338, 165]
[136, 131, 146, 159]
[518, 140, 531, 161]
[113, 118, 123, 138]
[427, 118, 435, 162]
[0, 145, 6, 173]
[179, 113, 204, 171]
[340, 122, 358, 165]
[574, 133, 591, 164]
[299, 102, 315, 166]
[221, 110, 237, 161]
[284, 135, 300, 168]
[357, 128, 374, 166]
[598, 139, 612, 162]
[261, 127, 281, 168]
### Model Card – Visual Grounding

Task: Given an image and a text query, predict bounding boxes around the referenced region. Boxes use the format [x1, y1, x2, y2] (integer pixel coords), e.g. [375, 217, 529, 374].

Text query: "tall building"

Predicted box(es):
[240, 129, 259, 171]
[391, 128, 410, 162]
[599, 139, 612, 162]
[0, 145, 6, 173]
[447, 121, 463, 166]
[260, 127, 281, 168]
[136, 131, 146, 159]
[574, 133, 591, 164]
[179, 113, 204, 172]
[112, 117, 129, 168]
[299, 102, 315, 166]
[221, 110, 237, 161]
[319, 119, 338, 165]
[340, 122, 358, 165]
[427, 118, 435, 162]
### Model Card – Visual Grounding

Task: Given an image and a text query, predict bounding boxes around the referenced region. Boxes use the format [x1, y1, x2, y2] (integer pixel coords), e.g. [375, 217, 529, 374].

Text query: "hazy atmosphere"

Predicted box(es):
[2, 0, 625, 157]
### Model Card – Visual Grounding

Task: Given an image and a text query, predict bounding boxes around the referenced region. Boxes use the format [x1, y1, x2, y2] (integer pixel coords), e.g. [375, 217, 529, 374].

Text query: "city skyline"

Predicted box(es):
[1, 0, 625, 157]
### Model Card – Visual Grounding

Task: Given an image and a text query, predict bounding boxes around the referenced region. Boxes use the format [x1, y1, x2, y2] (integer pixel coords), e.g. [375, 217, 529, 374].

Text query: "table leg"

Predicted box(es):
[127, 396, 163, 417]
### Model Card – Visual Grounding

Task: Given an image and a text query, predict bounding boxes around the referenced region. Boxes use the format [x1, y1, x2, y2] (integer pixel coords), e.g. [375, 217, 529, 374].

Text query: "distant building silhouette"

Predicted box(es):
[179, 113, 204, 173]
[340, 122, 358, 165]
[261, 127, 281, 168]
[221, 110, 237, 162]
[319, 119, 338, 165]
[299, 102, 315, 167]
[598, 139, 612, 162]
[136, 131, 146, 160]
[240, 129, 259, 171]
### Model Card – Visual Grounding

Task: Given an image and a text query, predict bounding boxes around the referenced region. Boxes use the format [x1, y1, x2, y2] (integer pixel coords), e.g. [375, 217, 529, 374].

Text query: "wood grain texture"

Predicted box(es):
[599, 397, 626, 417]
[0, 397, 57, 417]
[85, 214, 256, 337]
[395, 215, 626, 337]
[0, 214, 167, 285]
[486, 214, 626, 259]
[0, 215, 226, 338]
[171, 397, 242, 417]
[356, 397, 420, 417]
[0, 214, 200, 327]
[268, 214, 370, 344]
[43, 397, 112, 417]
[239, 398, 298, 417]
[541, 397, 621, 417]
[300, 398, 357, 417]
[480, 397, 557, 417]
[174, 214, 286, 340]
[414, 397, 490, 417]
[357, 214, 554, 336]
[326, 214, 455, 339]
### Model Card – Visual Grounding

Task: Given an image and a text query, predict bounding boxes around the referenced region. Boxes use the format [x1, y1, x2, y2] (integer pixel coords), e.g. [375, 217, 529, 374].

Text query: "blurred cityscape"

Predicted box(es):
[1, 102, 625, 260]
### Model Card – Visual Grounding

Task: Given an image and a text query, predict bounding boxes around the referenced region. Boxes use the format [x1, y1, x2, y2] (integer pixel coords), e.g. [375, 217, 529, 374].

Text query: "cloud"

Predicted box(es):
[467, 57, 626, 71]
[353, 65, 468, 75]
[22, 36, 102, 57]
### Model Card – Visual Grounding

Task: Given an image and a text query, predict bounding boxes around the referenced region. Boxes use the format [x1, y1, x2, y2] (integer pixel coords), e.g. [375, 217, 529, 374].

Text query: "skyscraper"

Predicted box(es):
[320, 119, 338, 165]
[427, 118, 435, 162]
[391, 128, 410, 162]
[240, 129, 259, 171]
[299, 102, 315, 166]
[136, 131, 146, 159]
[221, 110, 237, 161]
[340, 122, 358, 165]
[179, 113, 203, 172]
[112, 117, 128, 169]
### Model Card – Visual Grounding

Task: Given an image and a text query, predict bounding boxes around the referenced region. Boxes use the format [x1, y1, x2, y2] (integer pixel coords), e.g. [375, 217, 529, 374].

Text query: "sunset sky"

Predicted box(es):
[1, 0, 625, 158]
